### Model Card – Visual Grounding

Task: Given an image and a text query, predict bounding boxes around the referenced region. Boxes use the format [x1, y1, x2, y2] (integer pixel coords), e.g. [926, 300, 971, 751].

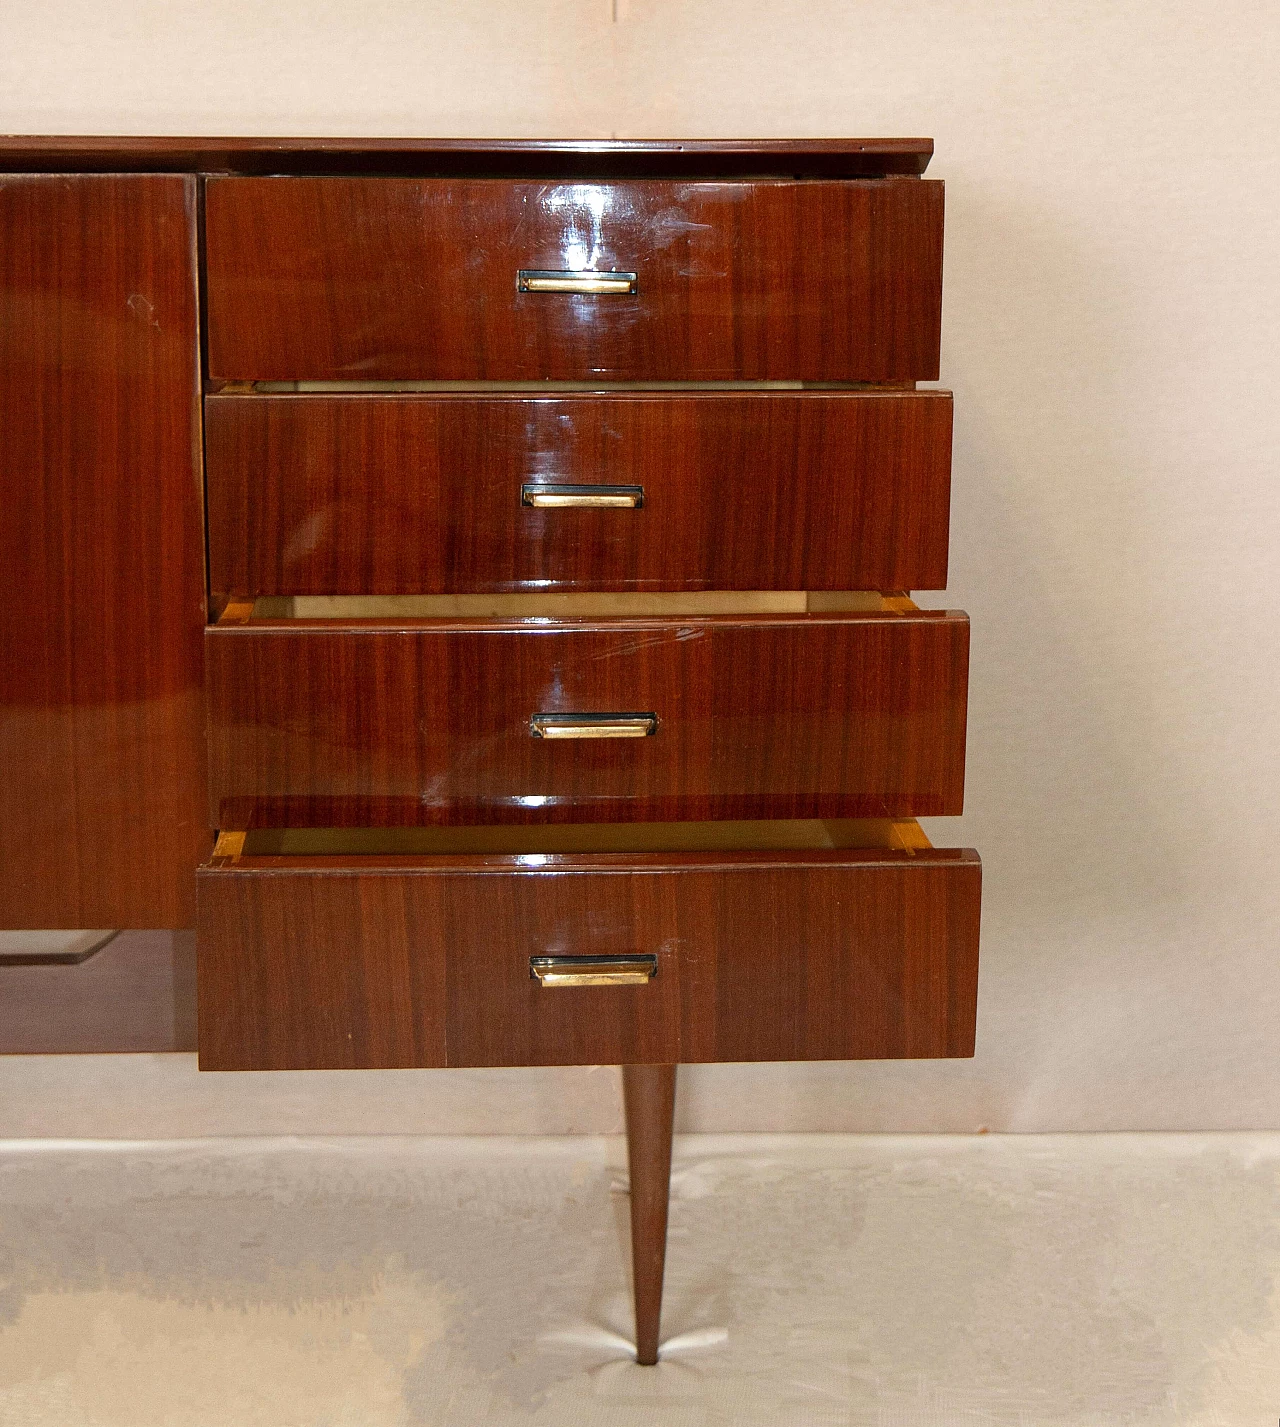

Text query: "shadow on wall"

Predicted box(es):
[930, 181, 1201, 941]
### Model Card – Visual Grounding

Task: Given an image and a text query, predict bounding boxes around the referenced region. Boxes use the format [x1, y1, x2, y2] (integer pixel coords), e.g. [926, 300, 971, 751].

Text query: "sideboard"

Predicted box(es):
[0, 137, 980, 1362]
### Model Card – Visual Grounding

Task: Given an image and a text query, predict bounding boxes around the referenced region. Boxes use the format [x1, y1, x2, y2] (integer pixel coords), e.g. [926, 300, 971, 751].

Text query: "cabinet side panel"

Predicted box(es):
[0, 174, 208, 928]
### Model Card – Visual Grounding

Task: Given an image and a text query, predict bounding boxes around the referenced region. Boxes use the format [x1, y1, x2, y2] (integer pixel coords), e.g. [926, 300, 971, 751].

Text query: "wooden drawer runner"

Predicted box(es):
[206, 601, 969, 827]
[205, 390, 954, 597]
[204, 176, 944, 382]
[197, 820, 980, 1070]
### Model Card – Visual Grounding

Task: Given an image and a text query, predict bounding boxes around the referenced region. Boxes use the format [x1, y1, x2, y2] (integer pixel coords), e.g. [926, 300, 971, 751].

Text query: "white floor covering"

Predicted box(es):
[1, 1132, 1278, 1425]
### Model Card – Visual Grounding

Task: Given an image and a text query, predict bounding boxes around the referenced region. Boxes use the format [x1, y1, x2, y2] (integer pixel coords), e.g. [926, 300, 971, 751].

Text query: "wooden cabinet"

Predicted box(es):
[0, 136, 978, 1366]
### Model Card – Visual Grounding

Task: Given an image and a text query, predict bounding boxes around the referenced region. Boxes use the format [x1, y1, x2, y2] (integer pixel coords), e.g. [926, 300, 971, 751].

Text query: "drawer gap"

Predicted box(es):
[215, 591, 917, 624]
[211, 818, 932, 863]
[226, 379, 916, 395]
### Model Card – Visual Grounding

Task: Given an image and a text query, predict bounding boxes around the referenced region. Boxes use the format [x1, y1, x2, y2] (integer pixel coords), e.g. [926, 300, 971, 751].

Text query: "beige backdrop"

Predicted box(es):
[3, 0, 1279, 1133]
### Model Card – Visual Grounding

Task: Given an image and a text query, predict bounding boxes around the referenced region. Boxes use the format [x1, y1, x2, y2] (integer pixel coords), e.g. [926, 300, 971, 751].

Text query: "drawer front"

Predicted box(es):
[197, 849, 980, 1070]
[204, 177, 943, 382]
[206, 613, 969, 827]
[205, 391, 953, 597]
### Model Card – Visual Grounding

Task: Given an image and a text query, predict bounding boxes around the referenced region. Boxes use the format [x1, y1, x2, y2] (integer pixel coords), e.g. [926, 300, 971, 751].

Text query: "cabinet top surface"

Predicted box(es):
[0, 135, 932, 177]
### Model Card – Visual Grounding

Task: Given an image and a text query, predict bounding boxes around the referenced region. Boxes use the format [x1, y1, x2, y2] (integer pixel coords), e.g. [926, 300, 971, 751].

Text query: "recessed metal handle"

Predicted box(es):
[530, 954, 658, 987]
[522, 483, 644, 509]
[530, 712, 658, 740]
[518, 269, 638, 295]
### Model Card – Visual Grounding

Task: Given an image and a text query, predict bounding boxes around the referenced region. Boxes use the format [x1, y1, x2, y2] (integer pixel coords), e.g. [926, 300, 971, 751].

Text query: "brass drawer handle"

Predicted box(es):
[517, 269, 638, 295]
[522, 483, 644, 509]
[530, 954, 658, 987]
[530, 712, 658, 740]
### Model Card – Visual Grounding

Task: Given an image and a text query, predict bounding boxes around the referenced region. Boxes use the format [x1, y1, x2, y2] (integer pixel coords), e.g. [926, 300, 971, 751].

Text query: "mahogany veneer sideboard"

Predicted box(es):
[0, 137, 980, 1364]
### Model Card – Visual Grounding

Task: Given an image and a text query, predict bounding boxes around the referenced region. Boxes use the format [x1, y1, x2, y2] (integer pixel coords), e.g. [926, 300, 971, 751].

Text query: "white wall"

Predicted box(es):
[4, 0, 1279, 1132]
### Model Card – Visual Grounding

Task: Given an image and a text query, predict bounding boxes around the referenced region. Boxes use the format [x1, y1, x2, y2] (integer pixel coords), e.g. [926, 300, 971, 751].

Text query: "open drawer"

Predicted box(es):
[204, 389, 954, 598]
[204, 176, 943, 383]
[197, 818, 980, 1071]
[206, 592, 969, 827]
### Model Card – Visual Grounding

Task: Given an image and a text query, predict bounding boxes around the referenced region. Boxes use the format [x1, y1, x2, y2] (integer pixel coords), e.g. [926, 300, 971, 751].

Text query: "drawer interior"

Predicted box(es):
[210, 817, 934, 865]
[239, 379, 888, 392]
[216, 590, 916, 624]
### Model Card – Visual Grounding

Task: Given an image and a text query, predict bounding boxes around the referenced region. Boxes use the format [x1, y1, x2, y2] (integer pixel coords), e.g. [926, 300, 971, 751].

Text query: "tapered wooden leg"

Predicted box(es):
[622, 1062, 676, 1365]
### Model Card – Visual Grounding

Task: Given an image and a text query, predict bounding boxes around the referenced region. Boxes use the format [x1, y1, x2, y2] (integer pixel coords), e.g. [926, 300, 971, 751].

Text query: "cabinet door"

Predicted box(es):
[0, 175, 207, 927]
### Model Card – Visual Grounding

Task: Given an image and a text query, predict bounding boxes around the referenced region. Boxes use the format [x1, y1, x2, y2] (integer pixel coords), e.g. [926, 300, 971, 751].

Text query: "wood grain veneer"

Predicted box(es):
[0, 174, 208, 928]
[623, 1063, 676, 1365]
[196, 846, 981, 1070]
[204, 177, 944, 383]
[205, 611, 969, 827]
[205, 391, 953, 596]
[0, 133, 973, 1374]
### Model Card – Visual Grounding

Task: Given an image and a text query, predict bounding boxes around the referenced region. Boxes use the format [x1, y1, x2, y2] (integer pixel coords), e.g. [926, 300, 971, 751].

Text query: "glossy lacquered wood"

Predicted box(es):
[196, 846, 981, 1070]
[0, 137, 933, 178]
[623, 1064, 676, 1365]
[205, 391, 953, 596]
[0, 931, 196, 1053]
[205, 611, 969, 827]
[0, 174, 208, 928]
[204, 177, 944, 382]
